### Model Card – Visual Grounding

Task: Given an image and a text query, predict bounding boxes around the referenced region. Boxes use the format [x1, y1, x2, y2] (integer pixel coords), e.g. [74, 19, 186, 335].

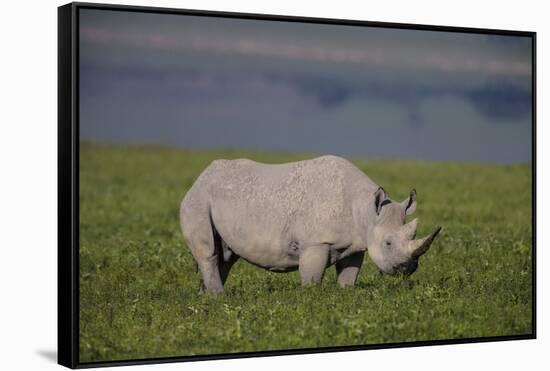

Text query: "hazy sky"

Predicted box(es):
[79, 9, 533, 163]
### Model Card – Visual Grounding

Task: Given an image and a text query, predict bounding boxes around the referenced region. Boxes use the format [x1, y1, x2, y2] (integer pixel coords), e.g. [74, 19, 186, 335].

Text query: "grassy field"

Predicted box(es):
[79, 143, 533, 363]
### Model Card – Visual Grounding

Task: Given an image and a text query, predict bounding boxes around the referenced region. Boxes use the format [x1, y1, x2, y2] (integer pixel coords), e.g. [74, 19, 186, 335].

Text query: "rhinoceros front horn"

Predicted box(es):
[409, 226, 442, 258]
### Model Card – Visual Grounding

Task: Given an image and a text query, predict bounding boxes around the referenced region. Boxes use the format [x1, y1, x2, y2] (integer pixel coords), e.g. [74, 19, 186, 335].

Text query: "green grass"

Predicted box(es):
[79, 143, 533, 363]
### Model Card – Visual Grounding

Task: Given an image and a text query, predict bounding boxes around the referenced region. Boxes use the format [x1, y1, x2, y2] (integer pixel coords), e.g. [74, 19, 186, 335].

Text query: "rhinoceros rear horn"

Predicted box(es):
[409, 226, 442, 258]
[400, 218, 418, 240]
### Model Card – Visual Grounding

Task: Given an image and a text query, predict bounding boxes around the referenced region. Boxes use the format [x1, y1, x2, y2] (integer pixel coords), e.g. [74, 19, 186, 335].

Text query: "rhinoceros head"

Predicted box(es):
[366, 187, 441, 276]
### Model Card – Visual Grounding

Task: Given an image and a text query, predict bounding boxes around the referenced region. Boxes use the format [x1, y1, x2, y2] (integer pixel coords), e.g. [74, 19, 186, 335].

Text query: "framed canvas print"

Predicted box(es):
[58, 2, 536, 368]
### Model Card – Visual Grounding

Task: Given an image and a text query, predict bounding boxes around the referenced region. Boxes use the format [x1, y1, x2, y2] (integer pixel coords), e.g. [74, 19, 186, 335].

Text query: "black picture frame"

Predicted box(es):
[58, 2, 537, 369]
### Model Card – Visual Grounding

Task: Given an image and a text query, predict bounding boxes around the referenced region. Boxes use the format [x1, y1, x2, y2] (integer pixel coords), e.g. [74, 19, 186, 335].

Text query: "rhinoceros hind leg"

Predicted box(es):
[194, 254, 224, 294]
[182, 219, 224, 294]
[299, 244, 330, 285]
[197, 278, 206, 294]
[336, 251, 365, 288]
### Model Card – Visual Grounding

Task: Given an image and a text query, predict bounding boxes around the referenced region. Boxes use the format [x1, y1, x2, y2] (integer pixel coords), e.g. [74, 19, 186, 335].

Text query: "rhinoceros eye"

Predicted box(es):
[384, 241, 392, 247]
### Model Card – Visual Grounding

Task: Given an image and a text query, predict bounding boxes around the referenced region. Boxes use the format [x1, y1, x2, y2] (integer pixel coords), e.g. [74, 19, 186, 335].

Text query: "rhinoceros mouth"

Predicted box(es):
[393, 259, 419, 275]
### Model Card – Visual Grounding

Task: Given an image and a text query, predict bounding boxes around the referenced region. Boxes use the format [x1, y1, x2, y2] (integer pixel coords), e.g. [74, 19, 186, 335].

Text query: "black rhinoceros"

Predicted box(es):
[180, 155, 441, 293]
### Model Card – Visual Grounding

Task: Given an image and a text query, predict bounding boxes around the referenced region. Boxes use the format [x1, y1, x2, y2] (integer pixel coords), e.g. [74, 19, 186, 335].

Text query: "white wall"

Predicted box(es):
[0, 0, 547, 369]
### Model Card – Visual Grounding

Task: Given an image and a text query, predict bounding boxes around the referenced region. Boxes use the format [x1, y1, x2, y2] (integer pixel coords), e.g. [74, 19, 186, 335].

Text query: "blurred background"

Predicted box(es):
[79, 9, 533, 163]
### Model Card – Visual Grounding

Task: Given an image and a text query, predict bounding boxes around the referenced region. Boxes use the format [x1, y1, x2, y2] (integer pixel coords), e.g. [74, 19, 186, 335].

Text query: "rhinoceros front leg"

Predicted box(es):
[335, 251, 364, 288]
[299, 244, 330, 285]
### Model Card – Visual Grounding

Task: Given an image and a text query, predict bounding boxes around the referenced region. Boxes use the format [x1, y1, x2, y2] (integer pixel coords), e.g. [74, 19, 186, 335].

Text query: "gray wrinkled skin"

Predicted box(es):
[180, 155, 441, 294]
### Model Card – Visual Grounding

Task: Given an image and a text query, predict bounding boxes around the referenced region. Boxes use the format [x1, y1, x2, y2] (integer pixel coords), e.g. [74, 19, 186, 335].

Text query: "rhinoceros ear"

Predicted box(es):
[374, 187, 388, 215]
[401, 189, 417, 215]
